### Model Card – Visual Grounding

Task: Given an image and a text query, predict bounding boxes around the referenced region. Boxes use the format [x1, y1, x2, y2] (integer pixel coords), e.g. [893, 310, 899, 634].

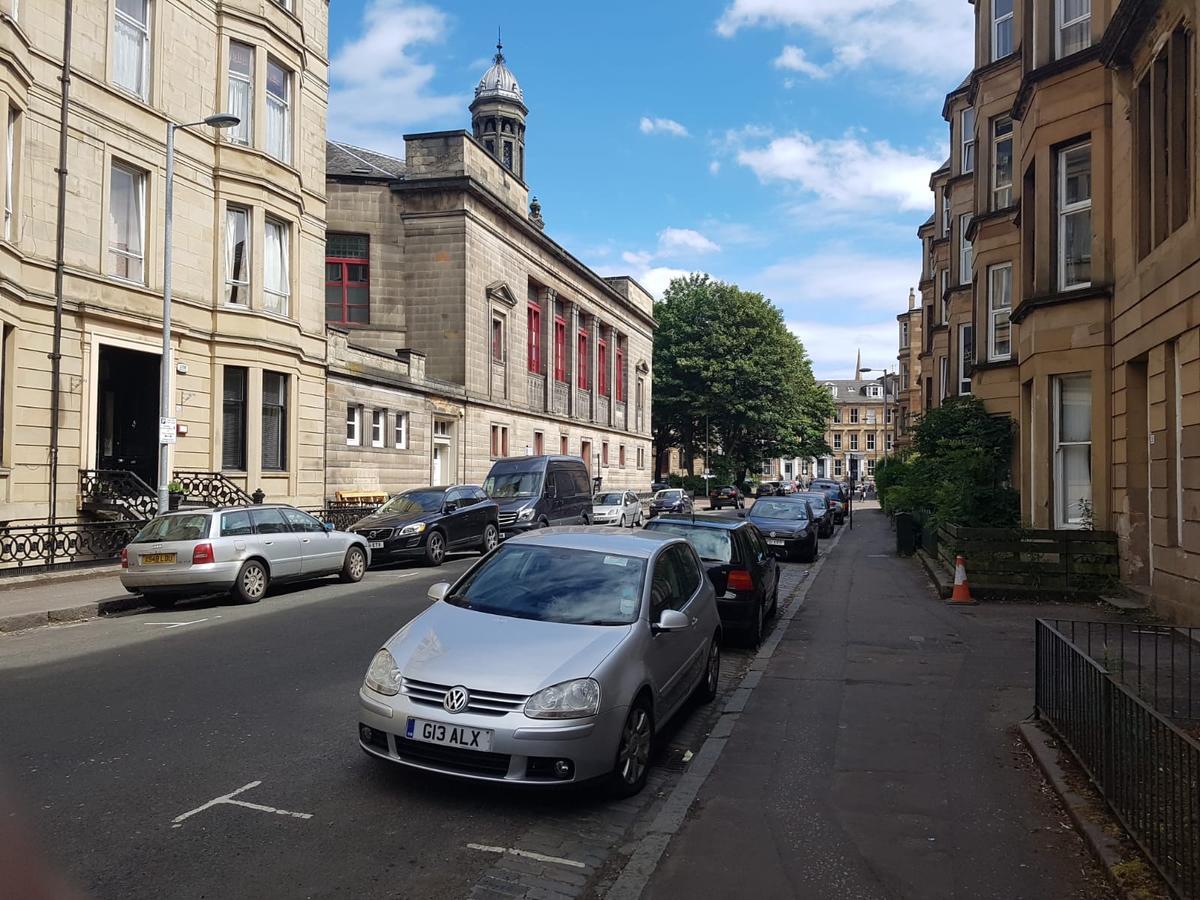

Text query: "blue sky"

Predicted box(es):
[327, 0, 975, 380]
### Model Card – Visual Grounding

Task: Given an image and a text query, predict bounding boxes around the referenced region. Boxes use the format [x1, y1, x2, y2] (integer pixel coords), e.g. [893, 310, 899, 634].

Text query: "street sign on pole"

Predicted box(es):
[159, 417, 177, 445]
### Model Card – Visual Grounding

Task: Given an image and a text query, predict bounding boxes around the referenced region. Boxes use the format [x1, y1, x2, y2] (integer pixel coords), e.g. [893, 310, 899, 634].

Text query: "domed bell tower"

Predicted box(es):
[470, 39, 528, 181]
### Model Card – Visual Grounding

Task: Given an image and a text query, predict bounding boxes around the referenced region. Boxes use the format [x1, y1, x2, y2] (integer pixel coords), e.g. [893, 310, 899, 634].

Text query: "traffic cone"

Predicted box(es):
[947, 555, 978, 606]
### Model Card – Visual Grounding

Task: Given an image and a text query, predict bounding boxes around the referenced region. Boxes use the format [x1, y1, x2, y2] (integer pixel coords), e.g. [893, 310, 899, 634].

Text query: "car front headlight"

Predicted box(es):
[524, 678, 601, 719]
[398, 522, 427, 537]
[364, 649, 401, 696]
[516, 507, 536, 522]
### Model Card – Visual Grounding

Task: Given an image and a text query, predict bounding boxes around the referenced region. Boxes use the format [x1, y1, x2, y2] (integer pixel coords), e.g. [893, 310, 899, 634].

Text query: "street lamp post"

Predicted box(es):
[859, 366, 894, 465]
[157, 113, 240, 515]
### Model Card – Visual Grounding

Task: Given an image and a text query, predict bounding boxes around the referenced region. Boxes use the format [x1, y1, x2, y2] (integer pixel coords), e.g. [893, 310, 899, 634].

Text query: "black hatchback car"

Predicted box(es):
[794, 491, 835, 538]
[644, 515, 779, 646]
[350, 486, 499, 567]
[745, 496, 818, 562]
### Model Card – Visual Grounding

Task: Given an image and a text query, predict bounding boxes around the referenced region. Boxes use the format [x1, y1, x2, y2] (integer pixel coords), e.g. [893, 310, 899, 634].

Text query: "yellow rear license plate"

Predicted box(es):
[140, 553, 177, 565]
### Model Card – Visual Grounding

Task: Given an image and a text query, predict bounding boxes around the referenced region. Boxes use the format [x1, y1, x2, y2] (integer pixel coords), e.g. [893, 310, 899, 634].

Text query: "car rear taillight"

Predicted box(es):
[192, 543, 214, 565]
[120, 548, 128, 569]
[727, 569, 754, 592]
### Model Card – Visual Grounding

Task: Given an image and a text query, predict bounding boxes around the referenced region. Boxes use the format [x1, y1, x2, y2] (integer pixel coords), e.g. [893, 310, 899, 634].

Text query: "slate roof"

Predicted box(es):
[326, 140, 405, 179]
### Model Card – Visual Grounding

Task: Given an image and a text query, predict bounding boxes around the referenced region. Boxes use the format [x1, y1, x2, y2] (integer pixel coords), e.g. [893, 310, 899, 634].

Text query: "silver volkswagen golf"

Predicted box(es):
[357, 528, 722, 796]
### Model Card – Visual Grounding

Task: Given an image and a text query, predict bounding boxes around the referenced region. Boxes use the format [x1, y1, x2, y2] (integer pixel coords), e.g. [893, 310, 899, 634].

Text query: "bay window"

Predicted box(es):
[958, 324, 974, 394]
[1054, 374, 1092, 527]
[113, 0, 150, 99]
[1056, 0, 1091, 58]
[4, 109, 15, 241]
[108, 161, 145, 282]
[961, 108, 976, 174]
[1058, 143, 1092, 290]
[227, 41, 253, 145]
[224, 206, 249, 305]
[959, 214, 972, 285]
[988, 263, 1012, 360]
[264, 218, 290, 315]
[939, 357, 948, 401]
[992, 0, 1014, 60]
[266, 58, 291, 163]
[992, 116, 1013, 209]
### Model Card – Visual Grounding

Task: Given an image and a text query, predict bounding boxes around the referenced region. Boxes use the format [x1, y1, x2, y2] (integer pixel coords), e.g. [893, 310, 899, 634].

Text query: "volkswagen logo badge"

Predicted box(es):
[769, 531, 776, 538]
[443, 685, 469, 714]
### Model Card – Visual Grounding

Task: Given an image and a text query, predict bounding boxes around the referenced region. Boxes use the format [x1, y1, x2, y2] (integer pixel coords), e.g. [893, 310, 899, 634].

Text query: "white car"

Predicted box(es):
[592, 491, 642, 527]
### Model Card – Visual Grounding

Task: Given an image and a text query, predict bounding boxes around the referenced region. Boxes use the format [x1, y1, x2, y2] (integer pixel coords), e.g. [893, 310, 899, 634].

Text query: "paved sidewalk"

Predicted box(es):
[642, 508, 1114, 900]
[0, 568, 140, 633]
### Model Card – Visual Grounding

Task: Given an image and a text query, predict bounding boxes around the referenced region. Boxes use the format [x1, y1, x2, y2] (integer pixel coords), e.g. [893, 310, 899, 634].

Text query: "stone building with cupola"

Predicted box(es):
[323, 42, 656, 499]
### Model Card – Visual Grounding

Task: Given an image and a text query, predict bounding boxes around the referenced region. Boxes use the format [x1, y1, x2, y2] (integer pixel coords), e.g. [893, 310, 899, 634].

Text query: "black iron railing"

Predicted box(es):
[78, 469, 157, 521]
[1035, 619, 1200, 898]
[306, 506, 379, 532]
[0, 519, 143, 572]
[172, 472, 253, 507]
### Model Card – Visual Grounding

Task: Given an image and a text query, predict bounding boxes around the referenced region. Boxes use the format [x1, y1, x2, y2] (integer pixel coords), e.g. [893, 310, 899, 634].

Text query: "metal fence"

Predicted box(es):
[0, 519, 143, 574]
[1035, 619, 1200, 898]
[306, 506, 379, 531]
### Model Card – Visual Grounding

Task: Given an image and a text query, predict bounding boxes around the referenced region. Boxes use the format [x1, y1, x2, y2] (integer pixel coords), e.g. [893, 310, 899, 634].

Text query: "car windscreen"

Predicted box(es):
[594, 493, 624, 505]
[750, 500, 809, 521]
[445, 544, 646, 625]
[797, 493, 828, 511]
[132, 514, 211, 543]
[485, 468, 543, 499]
[655, 490, 684, 500]
[645, 522, 733, 564]
[379, 491, 443, 514]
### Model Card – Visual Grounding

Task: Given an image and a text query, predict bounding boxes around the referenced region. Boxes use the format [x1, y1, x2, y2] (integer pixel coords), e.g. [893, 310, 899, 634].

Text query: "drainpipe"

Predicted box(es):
[47, 0, 74, 546]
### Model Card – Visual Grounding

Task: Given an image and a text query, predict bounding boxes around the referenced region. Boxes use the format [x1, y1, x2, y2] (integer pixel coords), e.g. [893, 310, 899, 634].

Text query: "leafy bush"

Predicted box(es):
[877, 398, 1019, 530]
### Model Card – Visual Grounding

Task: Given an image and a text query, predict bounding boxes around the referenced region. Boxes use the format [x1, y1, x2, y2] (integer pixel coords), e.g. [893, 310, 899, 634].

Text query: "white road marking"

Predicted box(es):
[466, 843, 587, 869]
[143, 617, 219, 629]
[171, 780, 312, 828]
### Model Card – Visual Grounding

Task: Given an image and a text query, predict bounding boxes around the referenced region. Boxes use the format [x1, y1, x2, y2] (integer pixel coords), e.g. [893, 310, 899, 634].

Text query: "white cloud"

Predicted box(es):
[658, 227, 721, 256]
[621, 250, 654, 268]
[639, 116, 690, 137]
[773, 45, 829, 79]
[787, 319, 899, 382]
[328, 0, 464, 155]
[639, 267, 698, 299]
[735, 130, 943, 212]
[709, 160, 721, 175]
[756, 249, 919, 312]
[716, 0, 974, 84]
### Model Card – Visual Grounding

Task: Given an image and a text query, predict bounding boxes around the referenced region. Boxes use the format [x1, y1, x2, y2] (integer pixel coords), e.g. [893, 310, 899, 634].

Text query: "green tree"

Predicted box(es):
[652, 275, 833, 484]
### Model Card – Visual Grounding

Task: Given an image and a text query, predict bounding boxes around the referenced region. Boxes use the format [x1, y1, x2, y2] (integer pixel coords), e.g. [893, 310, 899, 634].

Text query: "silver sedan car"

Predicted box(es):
[120, 505, 370, 607]
[358, 528, 722, 796]
[591, 490, 643, 527]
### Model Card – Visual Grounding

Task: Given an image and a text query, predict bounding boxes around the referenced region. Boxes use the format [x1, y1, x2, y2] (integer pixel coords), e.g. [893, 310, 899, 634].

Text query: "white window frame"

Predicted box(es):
[941, 186, 950, 237]
[264, 217, 290, 315]
[939, 357, 949, 401]
[961, 108, 976, 174]
[227, 40, 254, 146]
[370, 409, 384, 448]
[992, 116, 1013, 209]
[940, 269, 950, 323]
[850, 408, 859, 424]
[988, 263, 1013, 361]
[866, 432, 876, 451]
[1056, 0, 1092, 59]
[346, 405, 361, 446]
[958, 324, 974, 395]
[849, 433, 858, 451]
[1058, 142, 1092, 292]
[266, 57, 291, 164]
[113, 0, 151, 100]
[107, 160, 145, 283]
[833, 433, 842, 450]
[394, 411, 408, 449]
[900, 320, 910, 348]
[959, 214, 973, 285]
[992, 0, 1014, 61]
[4, 110, 14, 241]
[224, 205, 250, 305]
[1053, 373, 1092, 528]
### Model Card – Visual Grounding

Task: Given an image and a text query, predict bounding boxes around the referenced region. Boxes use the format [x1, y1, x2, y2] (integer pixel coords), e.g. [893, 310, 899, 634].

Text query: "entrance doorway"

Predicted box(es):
[97, 345, 160, 487]
[580, 440, 591, 476]
[431, 418, 454, 485]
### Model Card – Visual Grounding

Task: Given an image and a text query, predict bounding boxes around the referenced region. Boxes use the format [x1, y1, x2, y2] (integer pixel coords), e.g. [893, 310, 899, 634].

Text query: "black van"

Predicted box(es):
[483, 455, 593, 538]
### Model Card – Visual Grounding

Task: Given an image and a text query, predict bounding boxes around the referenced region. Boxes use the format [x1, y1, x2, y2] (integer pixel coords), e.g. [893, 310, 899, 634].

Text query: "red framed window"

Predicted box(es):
[527, 303, 541, 373]
[598, 338, 609, 396]
[554, 316, 566, 381]
[615, 344, 625, 401]
[491, 317, 504, 362]
[325, 233, 369, 324]
[577, 329, 589, 389]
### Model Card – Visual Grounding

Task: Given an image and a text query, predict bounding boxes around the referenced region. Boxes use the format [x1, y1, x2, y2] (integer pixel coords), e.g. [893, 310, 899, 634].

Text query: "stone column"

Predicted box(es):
[542, 288, 556, 413]
[607, 328, 617, 427]
[568, 303, 580, 418]
[589, 317, 599, 424]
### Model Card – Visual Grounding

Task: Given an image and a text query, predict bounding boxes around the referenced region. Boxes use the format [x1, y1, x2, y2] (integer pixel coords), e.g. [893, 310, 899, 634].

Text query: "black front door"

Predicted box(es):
[97, 346, 160, 487]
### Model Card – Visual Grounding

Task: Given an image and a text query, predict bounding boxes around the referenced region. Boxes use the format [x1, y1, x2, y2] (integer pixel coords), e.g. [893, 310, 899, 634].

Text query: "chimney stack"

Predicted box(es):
[908, 287, 916, 310]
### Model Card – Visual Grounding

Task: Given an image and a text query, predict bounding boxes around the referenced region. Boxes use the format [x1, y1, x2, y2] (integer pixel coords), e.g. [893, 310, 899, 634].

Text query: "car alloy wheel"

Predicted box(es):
[618, 706, 652, 786]
[340, 546, 367, 583]
[698, 639, 720, 703]
[425, 532, 445, 566]
[482, 524, 499, 552]
[235, 560, 268, 604]
[619, 515, 627, 528]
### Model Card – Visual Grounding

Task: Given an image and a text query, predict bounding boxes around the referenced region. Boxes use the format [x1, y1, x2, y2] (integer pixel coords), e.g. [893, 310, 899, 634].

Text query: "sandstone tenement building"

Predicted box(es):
[323, 44, 655, 497]
[900, 0, 1200, 620]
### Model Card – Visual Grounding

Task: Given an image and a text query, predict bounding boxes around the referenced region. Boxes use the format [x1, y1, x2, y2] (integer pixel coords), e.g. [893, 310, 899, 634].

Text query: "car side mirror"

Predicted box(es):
[652, 608, 690, 634]
[443, 502, 457, 514]
[427, 582, 450, 603]
[323, 522, 334, 532]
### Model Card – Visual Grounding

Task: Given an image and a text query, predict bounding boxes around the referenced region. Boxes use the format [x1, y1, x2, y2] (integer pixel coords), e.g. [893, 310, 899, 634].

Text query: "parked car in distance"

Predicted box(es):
[644, 515, 778, 646]
[357, 528, 721, 797]
[708, 485, 744, 510]
[350, 486, 498, 567]
[648, 488, 693, 518]
[592, 491, 643, 527]
[794, 491, 835, 538]
[745, 497, 818, 562]
[650, 482, 669, 494]
[755, 481, 782, 498]
[779, 480, 798, 494]
[121, 505, 370, 606]
[810, 483, 846, 523]
[484, 455, 593, 537]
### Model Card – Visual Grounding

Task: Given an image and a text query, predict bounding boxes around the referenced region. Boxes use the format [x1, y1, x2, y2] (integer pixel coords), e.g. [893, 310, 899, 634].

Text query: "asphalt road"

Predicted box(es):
[0, 550, 607, 900]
